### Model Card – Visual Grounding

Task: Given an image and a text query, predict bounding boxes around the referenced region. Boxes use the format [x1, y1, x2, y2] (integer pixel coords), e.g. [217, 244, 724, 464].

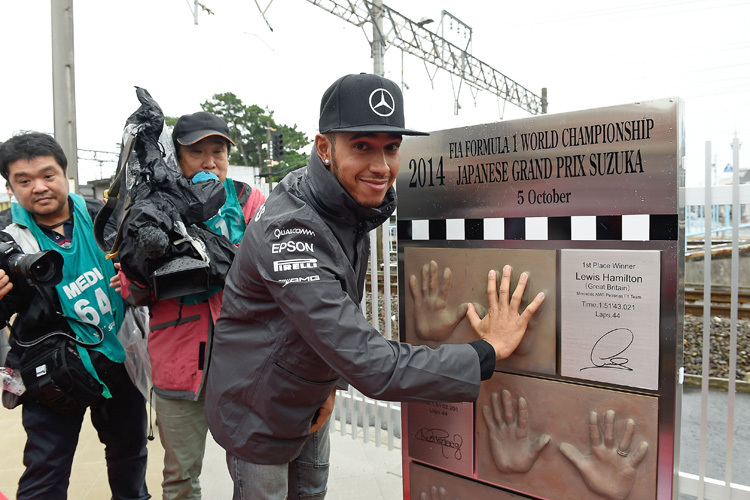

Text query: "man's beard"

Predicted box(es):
[329, 156, 389, 208]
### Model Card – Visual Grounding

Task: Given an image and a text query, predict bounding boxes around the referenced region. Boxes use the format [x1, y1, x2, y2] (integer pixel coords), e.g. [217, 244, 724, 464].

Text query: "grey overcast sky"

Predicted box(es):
[1, 0, 748, 187]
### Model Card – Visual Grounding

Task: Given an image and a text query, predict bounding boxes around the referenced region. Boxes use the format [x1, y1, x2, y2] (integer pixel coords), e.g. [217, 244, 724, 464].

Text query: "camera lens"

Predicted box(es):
[28, 258, 58, 284]
[7, 250, 64, 287]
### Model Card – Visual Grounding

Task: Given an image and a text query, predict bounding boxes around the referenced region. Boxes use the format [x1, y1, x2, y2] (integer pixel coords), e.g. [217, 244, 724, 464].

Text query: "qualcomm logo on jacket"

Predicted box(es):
[273, 258, 318, 272]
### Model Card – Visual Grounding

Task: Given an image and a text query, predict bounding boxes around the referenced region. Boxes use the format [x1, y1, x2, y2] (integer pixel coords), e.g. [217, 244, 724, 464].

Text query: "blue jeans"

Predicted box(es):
[227, 419, 330, 500]
[16, 362, 150, 500]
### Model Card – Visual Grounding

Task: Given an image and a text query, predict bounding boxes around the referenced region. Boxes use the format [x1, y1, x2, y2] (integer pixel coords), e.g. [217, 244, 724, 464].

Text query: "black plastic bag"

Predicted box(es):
[94, 88, 236, 306]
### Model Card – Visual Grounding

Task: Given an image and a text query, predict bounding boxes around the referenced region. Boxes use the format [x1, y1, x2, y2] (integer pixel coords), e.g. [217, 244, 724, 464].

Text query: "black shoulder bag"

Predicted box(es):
[14, 315, 108, 416]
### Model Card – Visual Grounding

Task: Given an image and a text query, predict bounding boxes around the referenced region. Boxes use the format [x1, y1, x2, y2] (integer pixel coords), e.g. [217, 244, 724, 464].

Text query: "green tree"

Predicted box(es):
[166, 92, 310, 181]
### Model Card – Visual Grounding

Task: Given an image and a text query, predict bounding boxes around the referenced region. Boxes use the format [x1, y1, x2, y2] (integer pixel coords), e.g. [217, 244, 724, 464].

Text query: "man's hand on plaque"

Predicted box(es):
[559, 409, 649, 500]
[483, 389, 550, 473]
[410, 260, 469, 341]
[467, 265, 545, 360]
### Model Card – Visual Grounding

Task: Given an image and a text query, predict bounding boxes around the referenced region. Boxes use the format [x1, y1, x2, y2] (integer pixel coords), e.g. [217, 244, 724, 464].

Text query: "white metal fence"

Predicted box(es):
[331, 209, 402, 450]
[332, 138, 748, 499]
[678, 138, 749, 500]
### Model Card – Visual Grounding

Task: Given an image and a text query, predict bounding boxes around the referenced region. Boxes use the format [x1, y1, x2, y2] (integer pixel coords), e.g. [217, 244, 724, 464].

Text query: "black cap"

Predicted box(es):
[319, 73, 428, 136]
[173, 111, 235, 146]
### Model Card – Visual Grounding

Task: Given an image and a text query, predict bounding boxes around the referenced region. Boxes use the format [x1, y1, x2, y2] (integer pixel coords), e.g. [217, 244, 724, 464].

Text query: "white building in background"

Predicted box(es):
[227, 165, 269, 198]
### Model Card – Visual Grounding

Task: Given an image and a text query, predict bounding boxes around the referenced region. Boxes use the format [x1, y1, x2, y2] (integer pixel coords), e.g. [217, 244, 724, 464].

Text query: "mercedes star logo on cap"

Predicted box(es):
[369, 88, 395, 117]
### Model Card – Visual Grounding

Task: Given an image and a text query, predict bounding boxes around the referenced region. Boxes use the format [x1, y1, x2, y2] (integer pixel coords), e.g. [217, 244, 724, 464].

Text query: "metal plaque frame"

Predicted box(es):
[397, 98, 684, 500]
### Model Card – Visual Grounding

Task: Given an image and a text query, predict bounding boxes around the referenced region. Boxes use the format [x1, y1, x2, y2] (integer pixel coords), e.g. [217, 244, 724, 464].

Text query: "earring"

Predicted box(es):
[324, 159, 330, 164]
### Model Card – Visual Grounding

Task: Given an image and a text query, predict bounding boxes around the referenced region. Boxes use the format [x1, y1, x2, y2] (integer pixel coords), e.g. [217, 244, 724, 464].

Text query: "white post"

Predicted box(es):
[698, 141, 712, 500]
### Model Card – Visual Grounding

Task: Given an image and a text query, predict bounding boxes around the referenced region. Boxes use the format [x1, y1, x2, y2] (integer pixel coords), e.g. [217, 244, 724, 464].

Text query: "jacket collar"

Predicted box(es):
[301, 148, 396, 233]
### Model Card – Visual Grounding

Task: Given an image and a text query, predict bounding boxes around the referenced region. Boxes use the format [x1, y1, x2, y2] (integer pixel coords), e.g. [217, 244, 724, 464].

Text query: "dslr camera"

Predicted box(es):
[0, 241, 64, 287]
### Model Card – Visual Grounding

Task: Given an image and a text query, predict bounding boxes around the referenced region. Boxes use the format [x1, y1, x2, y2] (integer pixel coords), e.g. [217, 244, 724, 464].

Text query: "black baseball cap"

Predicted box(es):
[319, 73, 428, 136]
[173, 111, 236, 146]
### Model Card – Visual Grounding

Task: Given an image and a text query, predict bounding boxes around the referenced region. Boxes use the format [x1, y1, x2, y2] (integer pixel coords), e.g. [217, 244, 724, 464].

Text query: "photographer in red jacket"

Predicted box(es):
[121, 112, 265, 499]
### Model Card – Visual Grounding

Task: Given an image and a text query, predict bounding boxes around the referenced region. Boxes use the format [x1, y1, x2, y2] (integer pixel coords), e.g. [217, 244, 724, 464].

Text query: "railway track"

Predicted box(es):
[684, 287, 750, 319]
[365, 272, 398, 295]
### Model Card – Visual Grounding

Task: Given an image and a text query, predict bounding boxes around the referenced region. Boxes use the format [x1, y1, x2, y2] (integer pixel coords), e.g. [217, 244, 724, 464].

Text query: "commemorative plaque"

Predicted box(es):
[475, 373, 658, 500]
[397, 98, 683, 499]
[410, 462, 527, 500]
[561, 249, 661, 389]
[407, 401, 474, 476]
[403, 247, 557, 374]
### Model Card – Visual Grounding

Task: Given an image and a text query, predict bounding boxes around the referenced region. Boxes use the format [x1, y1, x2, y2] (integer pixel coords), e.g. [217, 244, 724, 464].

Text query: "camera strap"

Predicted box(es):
[11, 286, 104, 350]
[93, 131, 137, 257]
[12, 323, 104, 349]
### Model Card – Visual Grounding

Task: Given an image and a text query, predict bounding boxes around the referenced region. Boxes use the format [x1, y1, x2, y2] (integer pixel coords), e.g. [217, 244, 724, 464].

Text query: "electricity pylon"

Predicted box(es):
[305, 0, 547, 115]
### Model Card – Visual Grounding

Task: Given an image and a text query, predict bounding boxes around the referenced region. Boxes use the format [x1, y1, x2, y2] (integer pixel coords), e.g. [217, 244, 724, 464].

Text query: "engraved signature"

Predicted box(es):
[414, 428, 464, 460]
[580, 327, 634, 371]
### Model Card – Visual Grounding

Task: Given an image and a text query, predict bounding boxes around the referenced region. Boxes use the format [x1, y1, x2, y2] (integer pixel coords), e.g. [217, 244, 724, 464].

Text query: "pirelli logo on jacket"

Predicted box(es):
[273, 258, 318, 273]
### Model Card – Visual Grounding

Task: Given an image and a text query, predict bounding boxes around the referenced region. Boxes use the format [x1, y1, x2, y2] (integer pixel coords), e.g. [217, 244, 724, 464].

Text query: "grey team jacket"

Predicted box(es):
[205, 151, 486, 464]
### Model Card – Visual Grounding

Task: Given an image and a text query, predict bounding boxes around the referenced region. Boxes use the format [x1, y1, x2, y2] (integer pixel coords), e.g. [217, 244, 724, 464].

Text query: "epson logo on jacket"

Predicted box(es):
[271, 241, 314, 254]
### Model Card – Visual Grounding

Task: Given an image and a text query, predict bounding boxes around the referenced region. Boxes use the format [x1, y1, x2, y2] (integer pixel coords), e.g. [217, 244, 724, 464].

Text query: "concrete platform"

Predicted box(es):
[0, 406, 403, 500]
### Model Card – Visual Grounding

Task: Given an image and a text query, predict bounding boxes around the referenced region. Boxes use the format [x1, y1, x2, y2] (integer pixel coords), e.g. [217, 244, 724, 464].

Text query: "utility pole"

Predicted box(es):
[51, 0, 79, 192]
[371, 0, 384, 77]
[266, 121, 274, 190]
[369, 0, 389, 287]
